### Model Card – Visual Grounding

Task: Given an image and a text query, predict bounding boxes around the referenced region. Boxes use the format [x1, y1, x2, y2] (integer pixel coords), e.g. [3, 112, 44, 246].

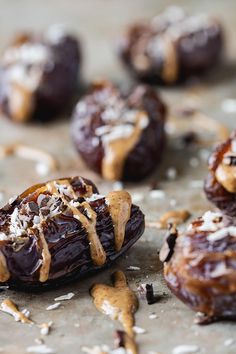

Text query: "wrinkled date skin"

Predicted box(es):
[0, 177, 145, 291]
[0, 29, 81, 122]
[161, 211, 236, 321]
[204, 132, 236, 216]
[71, 81, 166, 181]
[118, 7, 223, 84]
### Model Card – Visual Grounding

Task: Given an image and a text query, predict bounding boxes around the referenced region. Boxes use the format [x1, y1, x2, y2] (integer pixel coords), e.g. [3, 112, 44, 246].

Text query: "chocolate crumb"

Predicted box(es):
[114, 330, 126, 348]
[159, 224, 178, 263]
[145, 284, 158, 305]
[181, 131, 198, 146]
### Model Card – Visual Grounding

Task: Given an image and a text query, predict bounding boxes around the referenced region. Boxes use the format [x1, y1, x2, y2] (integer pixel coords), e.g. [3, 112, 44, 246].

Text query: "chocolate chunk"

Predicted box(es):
[159, 224, 178, 262]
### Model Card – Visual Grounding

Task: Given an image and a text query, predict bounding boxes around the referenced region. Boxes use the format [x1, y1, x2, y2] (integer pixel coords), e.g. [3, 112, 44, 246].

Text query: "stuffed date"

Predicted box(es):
[71, 80, 166, 181]
[161, 211, 236, 321]
[0, 26, 80, 122]
[0, 176, 144, 290]
[118, 6, 223, 84]
[204, 131, 236, 216]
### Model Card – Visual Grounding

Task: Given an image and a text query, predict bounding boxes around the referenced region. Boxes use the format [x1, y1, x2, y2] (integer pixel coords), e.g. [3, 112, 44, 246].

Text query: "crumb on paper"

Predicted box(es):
[189, 157, 199, 168]
[54, 292, 75, 301]
[149, 313, 157, 319]
[36, 162, 50, 177]
[112, 181, 123, 191]
[131, 192, 144, 203]
[172, 344, 200, 354]
[26, 344, 56, 353]
[46, 302, 61, 311]
[35, 339, 44, 345]
[189, 180, 203, 188]
[81, 345, 110, 354]
[221, 98, 236, 113]
[224, 338, 235, 347]
[133, 326, 146, 334]
[126, 266, 140, 271]
[149, 190, 166, 199]
[170, 199, 177, 207]
[198, 148, 210, 162]
[39, 321, 53, 336]
[166, 167, 177, 181]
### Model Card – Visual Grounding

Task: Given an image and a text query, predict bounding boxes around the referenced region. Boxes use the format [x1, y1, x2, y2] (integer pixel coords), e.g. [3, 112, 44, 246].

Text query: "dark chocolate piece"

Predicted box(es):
[159, 224, 178, 263]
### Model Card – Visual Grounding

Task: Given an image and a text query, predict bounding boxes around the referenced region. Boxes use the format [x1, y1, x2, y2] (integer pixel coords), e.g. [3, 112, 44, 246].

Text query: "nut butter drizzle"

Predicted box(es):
[215, 140, 236, 193]
[0, 251, 10, 282]
[38, 228, 51, 282]
[46, 180, 106, 267]
[161, 35, 178, 83]
[146, 209, 191, 229]
[101, 111, 148, 181]
[0, 298, 33, 324]
[91, 271, 138, 347]
[106, 191, 132, 251]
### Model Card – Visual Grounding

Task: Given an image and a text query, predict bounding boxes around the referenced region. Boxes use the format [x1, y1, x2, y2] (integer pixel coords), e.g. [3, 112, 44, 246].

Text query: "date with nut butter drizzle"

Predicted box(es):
[0, 176, 145, 290]
[205, 130, 236, 216]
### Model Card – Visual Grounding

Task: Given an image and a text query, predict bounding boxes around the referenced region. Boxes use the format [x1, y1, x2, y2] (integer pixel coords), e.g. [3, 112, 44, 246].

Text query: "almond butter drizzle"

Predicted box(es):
[46, 180, 106, 267]
[101, 111, 148, 181]
[146, 209, 191, 229]
[161, 35, 178, 83]
[38, 229, 51, 282]
[106, 191, 132, 251]
[215, 164, 236, 193]
[91, 271, 138, 341]
[0, 143, 58, 173]
[0, 298, 33, 324]
[0, 250, 10, 282]
[9, 83, 34, 122]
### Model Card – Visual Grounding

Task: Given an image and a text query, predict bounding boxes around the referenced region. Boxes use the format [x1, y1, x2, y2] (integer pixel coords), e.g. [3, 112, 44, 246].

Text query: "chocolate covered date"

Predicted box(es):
[0, 176, 144, 290]
[118, 6, 223, 84]
[71, 80, 166, 181]
[0, 26, 81, 122]
[204, 131, 236, 216]
[161, 211, 236, 321]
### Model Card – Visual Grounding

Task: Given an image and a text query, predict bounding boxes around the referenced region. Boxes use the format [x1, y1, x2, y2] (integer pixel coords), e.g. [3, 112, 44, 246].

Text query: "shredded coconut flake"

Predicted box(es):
[197, 211, 223, 232]
[26, 344, 56, 354]
[54, 292, 75, 301]
[207, 226, 236, 242]
[133, 326, 146, 334]
[46, 302, 61, 311]
[126, 266, 140, 271]
[172, 345, 200, 354]
[149, 190, 166, 199]
[221, 98, 236, 114]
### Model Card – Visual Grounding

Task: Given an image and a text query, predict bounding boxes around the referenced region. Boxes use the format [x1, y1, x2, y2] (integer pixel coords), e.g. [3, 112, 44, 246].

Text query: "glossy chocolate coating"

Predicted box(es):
[0, 29, 81, 122]
[161, 211, 236, 320]
[0, 177, 145, 290]
[118, 7, 223, 84]
[71, 81, 166, 181]
[204, 132, 236, 216]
